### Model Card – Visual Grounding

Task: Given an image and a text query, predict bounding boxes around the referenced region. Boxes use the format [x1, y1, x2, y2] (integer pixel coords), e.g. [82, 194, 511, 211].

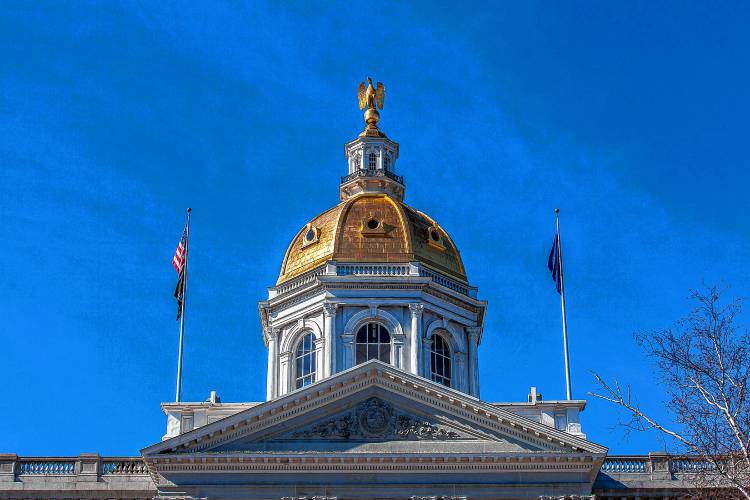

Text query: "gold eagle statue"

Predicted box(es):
[358, 77, 385, 110]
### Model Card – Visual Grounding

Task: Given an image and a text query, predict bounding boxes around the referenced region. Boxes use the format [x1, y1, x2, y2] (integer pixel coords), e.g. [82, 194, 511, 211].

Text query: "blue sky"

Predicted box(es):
[1, 1, 748, 455]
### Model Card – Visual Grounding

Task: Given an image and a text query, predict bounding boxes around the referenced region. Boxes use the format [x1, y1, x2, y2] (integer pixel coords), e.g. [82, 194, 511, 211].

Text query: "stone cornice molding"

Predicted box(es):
[266, 276, 485, 314]
[148, 452, 599, 474]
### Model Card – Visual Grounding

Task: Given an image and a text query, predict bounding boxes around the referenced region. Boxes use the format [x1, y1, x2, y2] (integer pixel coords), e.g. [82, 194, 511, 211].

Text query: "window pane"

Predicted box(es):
[379, 345, 390, 363]
[356, 328, 367, 343]
[355, 323, 391, 366]
[430, 334, 452, 387]
[295, 332, 317, 389]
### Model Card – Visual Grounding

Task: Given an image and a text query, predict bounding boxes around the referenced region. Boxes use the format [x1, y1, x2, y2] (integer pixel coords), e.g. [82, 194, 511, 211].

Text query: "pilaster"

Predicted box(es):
[454, 351, 467, 393]
[422, 336, 433, 380]
[266, 328, 280, 401]
[342, 332, 355, 370]
[467, 326, 481, 397]
[278, 351, 291, 396]
[314, 337, 326, 383]
[323, 303, 338, 377]
[408, 303, 424, 375]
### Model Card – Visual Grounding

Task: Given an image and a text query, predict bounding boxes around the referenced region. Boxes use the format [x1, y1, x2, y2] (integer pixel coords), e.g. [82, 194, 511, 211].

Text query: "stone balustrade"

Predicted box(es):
[599, 454, 717, 478]
[594, 453, 727, 499]
[0, 454, 149, 481]
[267, 260, 479, 299]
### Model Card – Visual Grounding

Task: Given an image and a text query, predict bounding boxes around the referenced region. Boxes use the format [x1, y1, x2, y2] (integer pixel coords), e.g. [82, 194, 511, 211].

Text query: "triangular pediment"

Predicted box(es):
[143, 361, 606, 458]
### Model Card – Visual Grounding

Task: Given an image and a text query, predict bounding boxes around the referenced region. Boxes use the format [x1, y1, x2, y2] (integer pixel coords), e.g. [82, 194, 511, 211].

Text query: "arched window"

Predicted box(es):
[368, 152, 377, 170]
[355, 323, 390, 364]
[294, 332, 316, 389]
[430, 334, 451, 387]
[384, 155, 391, 171]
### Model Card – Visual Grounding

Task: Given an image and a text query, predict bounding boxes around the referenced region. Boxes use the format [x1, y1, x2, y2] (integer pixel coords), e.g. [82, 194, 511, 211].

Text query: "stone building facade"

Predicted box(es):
[0, 87, 717, 499]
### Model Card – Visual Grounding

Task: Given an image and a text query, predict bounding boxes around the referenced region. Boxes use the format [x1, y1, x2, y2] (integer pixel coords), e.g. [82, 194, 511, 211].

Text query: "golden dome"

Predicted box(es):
[277, 193, 467, 285]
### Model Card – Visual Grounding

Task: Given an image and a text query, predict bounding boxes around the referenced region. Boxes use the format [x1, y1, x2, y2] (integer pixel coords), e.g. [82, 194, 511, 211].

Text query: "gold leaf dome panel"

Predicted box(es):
[277, 193, 467, 285]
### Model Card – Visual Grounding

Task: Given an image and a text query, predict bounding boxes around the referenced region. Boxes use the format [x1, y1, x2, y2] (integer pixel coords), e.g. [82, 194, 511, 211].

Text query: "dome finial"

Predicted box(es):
[357, 77, 385, 132]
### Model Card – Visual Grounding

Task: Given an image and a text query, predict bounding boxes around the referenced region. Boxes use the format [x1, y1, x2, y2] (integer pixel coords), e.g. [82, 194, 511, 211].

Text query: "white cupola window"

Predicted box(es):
[430, 334, 452, 387]
[355, 323, 390, 364]
[294, 332, 317, 389]
[384, 155, 391, 171]
[368, 152, 377, 170]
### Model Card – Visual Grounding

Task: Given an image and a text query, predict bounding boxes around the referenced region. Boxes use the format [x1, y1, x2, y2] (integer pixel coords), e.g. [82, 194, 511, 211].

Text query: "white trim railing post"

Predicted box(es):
[0, 454, 17, 482]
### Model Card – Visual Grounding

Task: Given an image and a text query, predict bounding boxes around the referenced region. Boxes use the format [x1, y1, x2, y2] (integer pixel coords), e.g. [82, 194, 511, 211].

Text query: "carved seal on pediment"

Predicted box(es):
[290, 397, 462, 441]
[356, 397, 393, 437]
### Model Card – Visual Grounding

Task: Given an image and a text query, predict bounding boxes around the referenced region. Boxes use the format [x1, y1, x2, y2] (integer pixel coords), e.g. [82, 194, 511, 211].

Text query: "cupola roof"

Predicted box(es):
[277, 192, 467, 285]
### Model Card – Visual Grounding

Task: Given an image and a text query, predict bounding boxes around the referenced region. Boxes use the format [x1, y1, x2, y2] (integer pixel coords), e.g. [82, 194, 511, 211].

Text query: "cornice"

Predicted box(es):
[149, 452, 599, 474]
[264, 280, 485, 319]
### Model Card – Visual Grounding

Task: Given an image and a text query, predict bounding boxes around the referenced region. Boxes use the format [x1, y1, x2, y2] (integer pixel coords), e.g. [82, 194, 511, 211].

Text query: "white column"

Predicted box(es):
[467, 326, 481, 397]
[323, 303, 338, 377]
[408, 304, 424, 375]
[266, 328, 280, 401]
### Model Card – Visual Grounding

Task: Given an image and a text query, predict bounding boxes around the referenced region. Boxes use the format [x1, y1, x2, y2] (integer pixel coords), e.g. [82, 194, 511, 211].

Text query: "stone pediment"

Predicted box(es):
[143, 361, 606, 459]
[141, 362, 607, 498]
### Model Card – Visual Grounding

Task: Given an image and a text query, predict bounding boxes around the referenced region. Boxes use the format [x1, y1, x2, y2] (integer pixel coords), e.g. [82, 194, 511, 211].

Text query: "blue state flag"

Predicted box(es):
[547, 232, 562, 294]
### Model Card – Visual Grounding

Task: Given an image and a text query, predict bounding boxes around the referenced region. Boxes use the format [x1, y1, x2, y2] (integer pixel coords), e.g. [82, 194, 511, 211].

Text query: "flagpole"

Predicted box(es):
[555, 208, 573, 400]
[175, 207, 191, 403]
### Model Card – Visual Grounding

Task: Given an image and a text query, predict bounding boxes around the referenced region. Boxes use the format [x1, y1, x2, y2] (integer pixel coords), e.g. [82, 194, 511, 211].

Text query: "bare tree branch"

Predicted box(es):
[590, 286, 750, 499]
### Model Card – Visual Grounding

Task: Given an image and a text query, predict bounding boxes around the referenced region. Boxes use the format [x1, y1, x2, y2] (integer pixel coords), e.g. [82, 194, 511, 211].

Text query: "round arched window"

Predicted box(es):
[294, 332, 316, 389]
[355, 323, 391, 365]
[430, 334, 452, 387]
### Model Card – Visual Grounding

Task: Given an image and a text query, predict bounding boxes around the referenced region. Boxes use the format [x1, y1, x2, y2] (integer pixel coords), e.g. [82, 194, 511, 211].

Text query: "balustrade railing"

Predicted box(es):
[273, 265, 327, 296]
[600, 456, 650, 473]
[601, 455, 717, 477]
[417, 266, 476, 297]
[17, 460, 76, 475]
[270, 261, 478, 298]
[341, 168, 404, 185]
[101, 459, 149, 475]
[3, 456, 149, 478]
[670, 457, 716, 473]
[338, 263, 411, 276]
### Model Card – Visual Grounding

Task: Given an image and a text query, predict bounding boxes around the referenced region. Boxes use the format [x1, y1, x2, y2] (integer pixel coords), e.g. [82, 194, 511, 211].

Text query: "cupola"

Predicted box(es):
[340, 77, 403, 202]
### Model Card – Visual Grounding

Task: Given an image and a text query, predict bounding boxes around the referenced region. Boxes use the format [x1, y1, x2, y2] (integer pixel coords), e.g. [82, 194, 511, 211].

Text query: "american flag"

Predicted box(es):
[172, 227, 187, 274]
[173, 225, 188, 320]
